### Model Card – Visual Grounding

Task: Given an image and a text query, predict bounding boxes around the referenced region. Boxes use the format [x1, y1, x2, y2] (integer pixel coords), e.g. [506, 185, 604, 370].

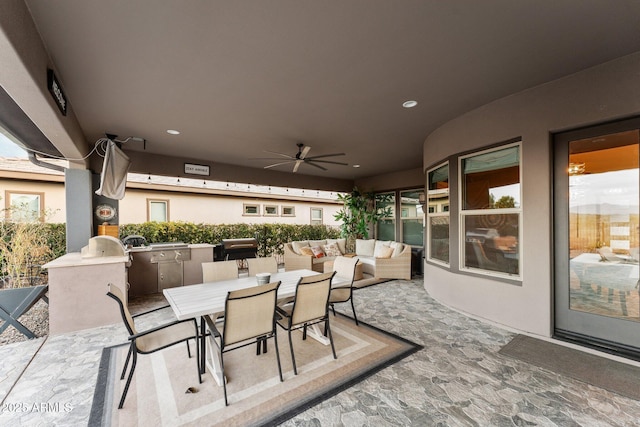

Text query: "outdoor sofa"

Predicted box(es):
[283, 238, 412, 280]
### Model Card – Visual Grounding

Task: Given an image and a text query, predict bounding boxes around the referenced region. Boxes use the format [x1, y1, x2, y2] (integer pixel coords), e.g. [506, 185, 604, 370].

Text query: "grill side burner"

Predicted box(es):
[221, 238, 258, 260]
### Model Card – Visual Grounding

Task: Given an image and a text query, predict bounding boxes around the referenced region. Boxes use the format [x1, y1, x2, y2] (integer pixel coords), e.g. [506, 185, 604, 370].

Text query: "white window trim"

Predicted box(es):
[458, 141, 522, 279]
[243, 203, 260, 216]
[263, 204, 278, 216]
[147, 198, 169, 222]
[281, 206, 295, 217]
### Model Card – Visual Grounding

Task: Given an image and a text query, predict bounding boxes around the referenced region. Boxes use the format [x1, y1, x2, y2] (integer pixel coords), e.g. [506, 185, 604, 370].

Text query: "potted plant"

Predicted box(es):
[334, 187, 392, 253]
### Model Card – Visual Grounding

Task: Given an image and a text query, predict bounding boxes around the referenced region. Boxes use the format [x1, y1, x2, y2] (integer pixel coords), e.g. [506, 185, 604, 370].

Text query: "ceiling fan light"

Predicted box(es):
[402, 100, 418, 108]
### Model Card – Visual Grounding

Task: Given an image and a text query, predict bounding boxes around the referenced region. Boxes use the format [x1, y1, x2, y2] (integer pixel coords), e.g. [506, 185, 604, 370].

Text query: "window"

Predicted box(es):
[460, 143, 521, 276]
[264, 205, 278, 216]
[427, 164, 449, 264]
[281, 206, 295, 216]
[5, 191, 44, 222]
[147, 199, 169, 222]
[376, 192, 395, 241]
[243, 204, 260, 216]
[310, 208, 323, 225]
[400, 189, 424, 246]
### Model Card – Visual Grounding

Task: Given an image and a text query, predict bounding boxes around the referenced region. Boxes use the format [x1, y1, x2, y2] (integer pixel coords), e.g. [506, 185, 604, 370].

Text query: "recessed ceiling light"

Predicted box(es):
[402, 100, 418, 108]
[166, 129, 180, 135]
[353, 164, 360, 168]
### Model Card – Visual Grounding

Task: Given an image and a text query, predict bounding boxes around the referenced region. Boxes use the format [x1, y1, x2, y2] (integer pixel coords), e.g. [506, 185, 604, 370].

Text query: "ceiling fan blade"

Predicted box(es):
[305, 152, 345, 160]
[263, 150, 296, 159]
[293, 160, 303, 173]
[305, 161, 328, 171]
[299, 145, 312, 160]
[264, 160, 296, 169]
[308, 159, 349, 166]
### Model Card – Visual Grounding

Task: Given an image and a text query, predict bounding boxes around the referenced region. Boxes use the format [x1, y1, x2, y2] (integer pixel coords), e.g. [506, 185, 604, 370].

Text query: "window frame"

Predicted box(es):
[426, 163, 450, 266]
[375, 191, 396, 241]
[399, 188, 425, 247]
[281, 206, 295, 217]
[263, 204, 278, 216]
[4, 190, 45, 222]
[243, 203, 260, 216]
[458, 141, 522, 279]
[147, 198, 170, 222]
[310, 207, 323, 225]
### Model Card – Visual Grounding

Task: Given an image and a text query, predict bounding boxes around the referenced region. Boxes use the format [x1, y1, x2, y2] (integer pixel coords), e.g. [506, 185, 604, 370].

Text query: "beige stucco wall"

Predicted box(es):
[1, 178, 66, 222]
[422, 52, 640, 337]
[119, 188, 341, 226]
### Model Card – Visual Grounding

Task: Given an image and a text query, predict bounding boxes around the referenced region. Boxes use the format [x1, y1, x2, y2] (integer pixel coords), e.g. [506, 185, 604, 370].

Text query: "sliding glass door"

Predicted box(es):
[554, 117, 640, 356]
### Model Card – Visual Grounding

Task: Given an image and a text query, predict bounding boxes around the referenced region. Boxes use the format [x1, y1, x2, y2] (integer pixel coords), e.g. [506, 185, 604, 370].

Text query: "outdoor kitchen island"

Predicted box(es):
[127, 243, 214, 297]
[43, 238, 214, 334]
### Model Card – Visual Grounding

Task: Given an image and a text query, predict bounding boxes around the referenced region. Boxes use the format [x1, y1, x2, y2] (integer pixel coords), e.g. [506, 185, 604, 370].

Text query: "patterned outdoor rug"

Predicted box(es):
[89, 313, 421, 426]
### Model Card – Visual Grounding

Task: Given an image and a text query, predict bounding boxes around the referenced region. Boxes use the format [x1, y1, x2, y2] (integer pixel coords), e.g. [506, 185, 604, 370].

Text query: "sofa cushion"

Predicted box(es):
[309, 240, 327, 248]
[292, 241, 310, 254]
[326, 238, 346, 254]
[323, 243, 342, 257]
[374, 240, 390, 254]
[299, 246, 314, 256]
[390, 241, 404, 257]
[376, 246, 394, 258]
[374, 240, 391, 256]
[310, 245, 325, 258]
[355, 239, 375, 257]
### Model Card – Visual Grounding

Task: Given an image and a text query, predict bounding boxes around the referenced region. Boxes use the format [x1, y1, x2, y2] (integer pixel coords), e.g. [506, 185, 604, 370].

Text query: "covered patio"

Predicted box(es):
[1, 279, 640, 425]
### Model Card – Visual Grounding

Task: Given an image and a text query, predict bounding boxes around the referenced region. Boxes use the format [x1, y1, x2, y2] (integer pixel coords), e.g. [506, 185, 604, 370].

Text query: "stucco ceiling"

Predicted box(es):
[23, 0, 640, 181]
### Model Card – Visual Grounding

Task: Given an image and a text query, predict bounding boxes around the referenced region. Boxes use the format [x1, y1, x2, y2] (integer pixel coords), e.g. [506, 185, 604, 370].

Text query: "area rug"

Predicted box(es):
[89, 313, 421, 426]
[499, 334, 640, 400]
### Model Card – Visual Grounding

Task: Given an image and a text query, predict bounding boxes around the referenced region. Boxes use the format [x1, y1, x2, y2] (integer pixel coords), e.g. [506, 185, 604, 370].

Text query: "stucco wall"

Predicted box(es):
[119, 188, 342, 226]
[422, 52, 640, 337]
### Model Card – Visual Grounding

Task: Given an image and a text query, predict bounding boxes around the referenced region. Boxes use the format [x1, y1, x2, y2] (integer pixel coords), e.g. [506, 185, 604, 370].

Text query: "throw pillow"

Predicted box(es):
[374, 243, 392, 258]
[310, 245, 325, 258]
[390, 241, 404, 257]
[299, 246, 315, 256]
[323, 243, 342, 257]
[376, 246, 394, 259]
[355, 239, 376, 257]
[326, 238, 347, 254]
[292, 241, 310, 255]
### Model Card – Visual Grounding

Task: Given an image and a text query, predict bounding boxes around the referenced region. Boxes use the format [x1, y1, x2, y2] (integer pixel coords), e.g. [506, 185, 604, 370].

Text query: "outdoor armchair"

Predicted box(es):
[106, 284, 200, 409]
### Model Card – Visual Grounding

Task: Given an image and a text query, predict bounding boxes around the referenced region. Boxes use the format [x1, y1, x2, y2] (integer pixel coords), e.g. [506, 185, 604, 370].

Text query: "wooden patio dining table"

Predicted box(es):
[163, 269, 344, 385]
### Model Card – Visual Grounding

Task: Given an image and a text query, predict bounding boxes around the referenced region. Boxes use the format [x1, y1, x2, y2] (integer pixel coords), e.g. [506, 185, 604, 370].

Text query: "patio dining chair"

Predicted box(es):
[204, 281, 283, 406]
[329, 256, 360, 325]
[202, 260, 239, 282]
[276, 271, 337, 375]
[106, 284, 200, 409]
[247, 257, 278, 276]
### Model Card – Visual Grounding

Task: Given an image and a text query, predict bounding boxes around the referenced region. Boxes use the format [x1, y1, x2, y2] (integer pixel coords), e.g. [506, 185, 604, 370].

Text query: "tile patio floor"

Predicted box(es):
[2, 278, 640, 426]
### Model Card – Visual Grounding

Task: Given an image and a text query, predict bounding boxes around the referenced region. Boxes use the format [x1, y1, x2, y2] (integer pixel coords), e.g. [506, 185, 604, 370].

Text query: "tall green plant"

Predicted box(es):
[0, 204, 55, 288]
[333, 187, 392, 242]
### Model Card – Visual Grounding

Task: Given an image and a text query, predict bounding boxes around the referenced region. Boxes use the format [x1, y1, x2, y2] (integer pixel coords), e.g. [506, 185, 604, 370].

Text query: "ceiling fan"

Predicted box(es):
[258, 143, 347, 173]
